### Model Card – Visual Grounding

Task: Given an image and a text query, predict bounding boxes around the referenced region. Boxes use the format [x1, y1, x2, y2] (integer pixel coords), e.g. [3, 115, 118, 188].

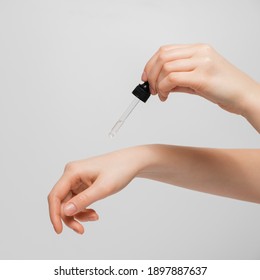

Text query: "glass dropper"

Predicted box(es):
[109, 81, 151, 138]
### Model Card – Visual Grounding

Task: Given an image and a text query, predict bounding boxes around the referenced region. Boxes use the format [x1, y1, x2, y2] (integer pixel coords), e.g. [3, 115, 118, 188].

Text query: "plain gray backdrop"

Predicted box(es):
[0, 0, 260, 259]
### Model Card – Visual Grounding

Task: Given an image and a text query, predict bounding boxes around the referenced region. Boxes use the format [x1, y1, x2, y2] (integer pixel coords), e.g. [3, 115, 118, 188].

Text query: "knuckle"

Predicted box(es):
[200, 43, 213, 54]
[197, 56, 214, 74]
[47, 192, 59, 206]
[77, 192, 90, 204]
[47, 192, 55, 201]
[158, 45, 168, 53]
[203, 56, 213, 68]
[162, 62, 171, 73]
[64, 161, 77, 173]
[157, 52, 167, 63]
[196, 44, 215, 70]
[157, 81, 165, 92]
[168, 73, 176, 83]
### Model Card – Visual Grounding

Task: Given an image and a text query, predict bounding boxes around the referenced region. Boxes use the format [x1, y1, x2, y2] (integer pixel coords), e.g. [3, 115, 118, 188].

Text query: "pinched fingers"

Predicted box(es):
[158, 59, 196, 80]
[143, 45, 198, 94]
[49, 177, 100, 234]
[157, 72, 198, 101]
[59, 192, 84, 234]
[60, 203, 99, 234]
[62, 176, 109, 217]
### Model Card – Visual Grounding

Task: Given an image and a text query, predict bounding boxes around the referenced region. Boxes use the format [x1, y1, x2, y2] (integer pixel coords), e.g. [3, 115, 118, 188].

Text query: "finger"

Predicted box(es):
[158, 94, 168, 102]
[142, 45, 175, 80]
[141, 71, 148, 81]
[157, 59, 196, 93]
[158, 72, 198, 98]
[145, 46, 198, 94]
[157, 59, 195, 84]
[172, 86, 196, 94]
[149, 48, 198, 94]
[61, 209, 99, 234]
[143, 44, 192, 77]
[142, 45, 191, 93]
[48, 172, 82, 234]
[63, 177, 108, 216]
[61, 189, 97, 234]
[75, 209, 99, 222]
[48, 194, 63, 234]
[53, 170, 82, 200]
[61, 211, 85, 234]
[59, 192, 84, 234]
[158, 86, 196, 102]
[62, 190, 73, 203]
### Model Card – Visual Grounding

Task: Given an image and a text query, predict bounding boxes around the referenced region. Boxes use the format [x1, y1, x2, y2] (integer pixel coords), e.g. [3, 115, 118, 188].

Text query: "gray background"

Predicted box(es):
[0, 0, 260, 259]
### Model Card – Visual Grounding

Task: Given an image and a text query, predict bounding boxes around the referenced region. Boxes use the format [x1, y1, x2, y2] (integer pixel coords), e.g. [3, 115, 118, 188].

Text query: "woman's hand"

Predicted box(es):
[48, 146, 152, 234]
[142, 44, 260, 117]
[48, 144, 260, 235]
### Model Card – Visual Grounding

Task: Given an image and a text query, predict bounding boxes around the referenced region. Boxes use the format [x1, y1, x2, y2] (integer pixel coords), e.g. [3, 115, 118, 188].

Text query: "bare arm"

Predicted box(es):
[48, 145, 260, 234]
[48, 44, 260, 234]
[138, 145, 260, 203]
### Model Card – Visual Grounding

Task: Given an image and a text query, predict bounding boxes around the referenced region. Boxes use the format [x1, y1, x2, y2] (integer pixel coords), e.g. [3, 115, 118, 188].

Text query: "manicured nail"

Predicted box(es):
[88, 215, 99, 221]
[64, 203, 77, 216]
[73, 228, 83, 235]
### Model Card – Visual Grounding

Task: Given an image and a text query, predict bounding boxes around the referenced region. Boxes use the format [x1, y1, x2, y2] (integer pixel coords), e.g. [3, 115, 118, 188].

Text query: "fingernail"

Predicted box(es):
[64, 203, 77, 216]
[88, 215, 99, 221]
[73, 228, 83, 235]
[159, 95, 167, 102]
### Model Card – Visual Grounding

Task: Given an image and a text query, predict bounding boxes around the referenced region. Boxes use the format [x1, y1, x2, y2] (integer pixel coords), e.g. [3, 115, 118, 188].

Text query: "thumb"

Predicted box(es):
[63, 179, 105, 216]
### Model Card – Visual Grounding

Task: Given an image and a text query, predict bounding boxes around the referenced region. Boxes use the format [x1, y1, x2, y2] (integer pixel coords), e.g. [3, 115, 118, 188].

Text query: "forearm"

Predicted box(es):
[137, 144, 260, 203]
[49, 144, 260, 234]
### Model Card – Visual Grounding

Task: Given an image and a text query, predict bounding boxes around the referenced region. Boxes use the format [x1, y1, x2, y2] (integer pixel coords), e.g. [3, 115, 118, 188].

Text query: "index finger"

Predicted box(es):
[142, 45, 190, 91]
[48, 172, 81, 234]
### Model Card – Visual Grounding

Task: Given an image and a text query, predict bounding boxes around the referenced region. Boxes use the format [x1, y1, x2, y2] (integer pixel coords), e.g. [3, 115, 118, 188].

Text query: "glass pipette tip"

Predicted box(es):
[108, 81, 151, 138]
[109, 97, 140, 138]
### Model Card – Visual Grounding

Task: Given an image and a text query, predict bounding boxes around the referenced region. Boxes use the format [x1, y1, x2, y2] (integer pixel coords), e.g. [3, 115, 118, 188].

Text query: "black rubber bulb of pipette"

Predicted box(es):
[132, 81, 151, 103]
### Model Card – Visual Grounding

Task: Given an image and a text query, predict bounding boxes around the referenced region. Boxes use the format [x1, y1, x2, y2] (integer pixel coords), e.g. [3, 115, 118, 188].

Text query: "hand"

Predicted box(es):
[48, 146, 150, 234]
[48, 143, 260, 235]
[142, 44, 260, 116]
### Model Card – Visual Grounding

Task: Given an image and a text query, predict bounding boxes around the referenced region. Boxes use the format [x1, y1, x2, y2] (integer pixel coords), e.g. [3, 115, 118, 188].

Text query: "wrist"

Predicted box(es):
[130, 145, 161, 176]
[135, 144, 172, 178]
[241, 82, 260, 133]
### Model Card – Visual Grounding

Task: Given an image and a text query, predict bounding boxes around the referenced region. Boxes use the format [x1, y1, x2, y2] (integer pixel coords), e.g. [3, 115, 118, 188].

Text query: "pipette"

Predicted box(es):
[109, 81, 151, 138]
